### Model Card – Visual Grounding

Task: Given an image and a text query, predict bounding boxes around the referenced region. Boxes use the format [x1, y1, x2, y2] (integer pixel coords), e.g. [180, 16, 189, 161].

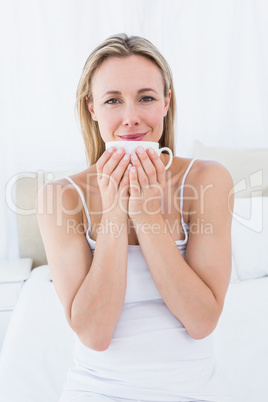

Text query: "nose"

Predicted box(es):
[122, 102, 141, 127]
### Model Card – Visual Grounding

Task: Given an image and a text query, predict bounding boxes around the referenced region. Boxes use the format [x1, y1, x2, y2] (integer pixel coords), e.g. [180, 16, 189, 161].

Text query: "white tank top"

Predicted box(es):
[64, 159, 230, 402]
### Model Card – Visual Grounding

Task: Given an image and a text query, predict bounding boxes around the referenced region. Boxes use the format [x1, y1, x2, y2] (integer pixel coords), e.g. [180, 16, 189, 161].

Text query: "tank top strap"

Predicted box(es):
[65, 176, 91, 231]
[180, 158, 197, 232]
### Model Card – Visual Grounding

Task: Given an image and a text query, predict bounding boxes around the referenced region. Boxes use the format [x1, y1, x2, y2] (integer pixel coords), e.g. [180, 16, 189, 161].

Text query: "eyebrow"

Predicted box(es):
[101, 88, 158, 98]
[138, 88, 158, 94]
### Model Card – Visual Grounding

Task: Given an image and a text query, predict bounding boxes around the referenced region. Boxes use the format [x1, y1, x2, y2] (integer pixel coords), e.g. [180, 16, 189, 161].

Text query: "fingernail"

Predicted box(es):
[123, 153, 130, 160]
[131, 152, 138, 160]
[107, 146, 114, 153]
[117, 147, 123, 154]
[137, 146, 144, 153]
[148, 147, 154, 154]
[131, 166, 136, 173]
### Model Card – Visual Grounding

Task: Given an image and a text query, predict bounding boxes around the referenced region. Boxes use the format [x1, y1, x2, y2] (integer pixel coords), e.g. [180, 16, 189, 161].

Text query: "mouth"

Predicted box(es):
[119, 133, 146, 141]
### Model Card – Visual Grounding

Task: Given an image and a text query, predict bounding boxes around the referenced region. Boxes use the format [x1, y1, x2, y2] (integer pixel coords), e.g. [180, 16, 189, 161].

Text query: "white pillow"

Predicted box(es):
[232, 197, 268, 280]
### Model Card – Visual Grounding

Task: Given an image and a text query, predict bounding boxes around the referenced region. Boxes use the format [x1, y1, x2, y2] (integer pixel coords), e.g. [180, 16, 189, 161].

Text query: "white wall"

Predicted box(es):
[1, 0, 268, 259]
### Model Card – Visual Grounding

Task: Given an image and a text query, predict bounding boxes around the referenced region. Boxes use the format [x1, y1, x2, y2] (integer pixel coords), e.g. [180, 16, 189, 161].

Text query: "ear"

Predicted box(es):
[163, 90, 171, 117]
[86, 97, 98, 121]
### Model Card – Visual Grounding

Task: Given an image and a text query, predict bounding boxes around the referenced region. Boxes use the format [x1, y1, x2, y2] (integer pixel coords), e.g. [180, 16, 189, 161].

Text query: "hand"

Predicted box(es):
[96, 147, 130, 222]
[128, 146, 166, 223]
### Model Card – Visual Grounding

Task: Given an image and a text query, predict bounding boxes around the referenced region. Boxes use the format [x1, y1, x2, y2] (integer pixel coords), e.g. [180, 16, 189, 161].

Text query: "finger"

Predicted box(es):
[96, 146, 116, 181]
[135, 146, 158, 185]
[101, 147, 127, 187]
[119, 165, 130, 195]
[110, 152, 131, 189]
[131, 152, 149, 189]
[129, 166, 141, 197]
[146, 147, 166, 187]
[117, 168, 130, 215]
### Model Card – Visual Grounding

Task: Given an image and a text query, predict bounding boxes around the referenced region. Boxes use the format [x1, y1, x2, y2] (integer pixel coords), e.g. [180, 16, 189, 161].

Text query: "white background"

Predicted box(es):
[1, 0, 268, 259]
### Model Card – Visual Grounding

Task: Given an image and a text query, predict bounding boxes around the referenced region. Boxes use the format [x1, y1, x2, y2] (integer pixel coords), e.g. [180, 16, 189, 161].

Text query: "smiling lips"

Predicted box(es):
[119, 133, 146, 141]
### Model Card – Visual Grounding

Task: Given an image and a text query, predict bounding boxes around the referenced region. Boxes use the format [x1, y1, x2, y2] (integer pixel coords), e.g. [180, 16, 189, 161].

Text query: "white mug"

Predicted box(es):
[105, 141, 173, 170]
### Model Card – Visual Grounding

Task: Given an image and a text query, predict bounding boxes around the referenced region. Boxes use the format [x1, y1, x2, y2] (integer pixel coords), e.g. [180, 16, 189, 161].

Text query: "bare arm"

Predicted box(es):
[70, 214, 129, 351]
[37, 148, 131, 351]
[129, 149, 234, 339]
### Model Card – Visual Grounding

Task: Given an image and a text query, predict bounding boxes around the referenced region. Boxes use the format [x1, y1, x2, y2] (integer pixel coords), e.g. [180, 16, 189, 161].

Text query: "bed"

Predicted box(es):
[0, 141, 267, 402]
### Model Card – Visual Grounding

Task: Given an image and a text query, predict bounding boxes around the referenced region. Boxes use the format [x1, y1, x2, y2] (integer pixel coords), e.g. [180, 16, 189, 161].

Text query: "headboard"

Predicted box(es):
[193, 141, 268, 198]
[14, 170, 76, 268]
[13, 141, 268, 269]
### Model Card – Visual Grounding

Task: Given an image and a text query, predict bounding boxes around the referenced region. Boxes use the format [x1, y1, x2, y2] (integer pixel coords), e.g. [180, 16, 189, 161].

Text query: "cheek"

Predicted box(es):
[147, 107, 165, 127]
[97, 111, 118, 133]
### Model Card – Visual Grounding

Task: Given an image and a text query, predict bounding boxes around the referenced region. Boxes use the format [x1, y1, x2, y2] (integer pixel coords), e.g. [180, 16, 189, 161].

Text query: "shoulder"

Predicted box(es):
[170, 156, 233, 187]
[170, 157, 234, 218]
[189, 159, 234, 201]
[36, 166, 97, 218]
[186, 159, 234, 218]
[39, 166, 97, 196]
[37, 178, 78, 211]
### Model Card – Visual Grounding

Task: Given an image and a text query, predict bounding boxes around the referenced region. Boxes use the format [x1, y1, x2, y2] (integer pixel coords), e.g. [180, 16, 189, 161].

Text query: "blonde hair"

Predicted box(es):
[76, 33, 176, 166]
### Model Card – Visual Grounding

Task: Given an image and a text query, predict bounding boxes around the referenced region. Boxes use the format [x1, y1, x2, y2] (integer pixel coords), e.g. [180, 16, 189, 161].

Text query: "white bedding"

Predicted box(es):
[0, 265, 267, 402]
[0, 266, 75, 402]
[214, 277, 268, 401]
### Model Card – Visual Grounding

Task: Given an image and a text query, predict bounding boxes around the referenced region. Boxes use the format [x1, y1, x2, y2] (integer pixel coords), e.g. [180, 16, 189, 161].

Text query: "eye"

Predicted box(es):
[105, 98, 120, 105]
[140, 96, 155, 102]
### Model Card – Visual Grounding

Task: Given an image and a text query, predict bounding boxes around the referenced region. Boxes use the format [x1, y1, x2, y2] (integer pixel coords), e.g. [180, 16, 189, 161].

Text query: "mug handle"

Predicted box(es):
[159, 147, 173, 170]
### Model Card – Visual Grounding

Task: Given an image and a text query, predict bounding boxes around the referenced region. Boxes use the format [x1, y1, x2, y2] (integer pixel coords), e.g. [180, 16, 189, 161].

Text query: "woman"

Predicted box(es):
[37, 33, 234, 402]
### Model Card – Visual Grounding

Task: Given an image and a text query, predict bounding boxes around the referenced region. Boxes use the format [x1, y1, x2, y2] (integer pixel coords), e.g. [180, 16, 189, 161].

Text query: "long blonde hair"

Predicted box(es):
[76, 33, 176, 166]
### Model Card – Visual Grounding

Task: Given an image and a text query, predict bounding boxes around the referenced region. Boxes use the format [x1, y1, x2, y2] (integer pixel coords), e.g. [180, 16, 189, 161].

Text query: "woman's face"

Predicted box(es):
[87, 55, 171, 143]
